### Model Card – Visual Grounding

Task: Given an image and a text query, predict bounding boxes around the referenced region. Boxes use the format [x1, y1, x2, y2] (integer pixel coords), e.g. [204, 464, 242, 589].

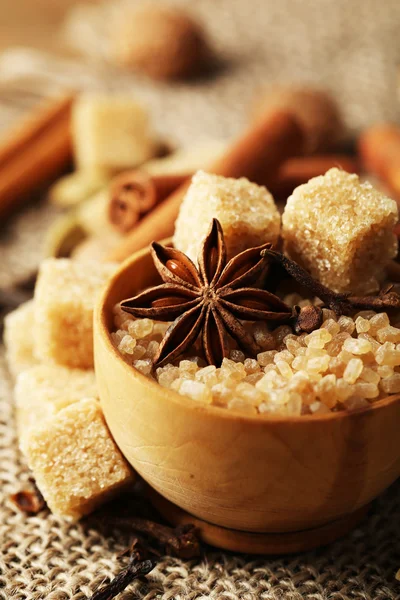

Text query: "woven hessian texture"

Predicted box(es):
[1, 342, 400, 600]
[1, 336, 400, 600]
[2, 0, 400, 597]
[1, 0, 400, 142]
[2, 211, 400, 600]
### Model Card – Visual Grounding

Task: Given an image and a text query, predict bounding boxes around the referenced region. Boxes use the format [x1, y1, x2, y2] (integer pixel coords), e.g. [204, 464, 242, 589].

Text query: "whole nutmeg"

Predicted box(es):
[252, 86, 344, 153]
[111, 4, 210, 80]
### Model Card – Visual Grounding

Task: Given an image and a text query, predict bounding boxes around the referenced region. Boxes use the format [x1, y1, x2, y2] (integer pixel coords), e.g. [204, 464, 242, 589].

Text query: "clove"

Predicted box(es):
[88, 517, 201, 600]
[292, 305, 323, 334]
[106, 517, 201, 559]
[262, 249, 400, 317]
[90, 554, 155, 600]
[10, 484, 46, 514]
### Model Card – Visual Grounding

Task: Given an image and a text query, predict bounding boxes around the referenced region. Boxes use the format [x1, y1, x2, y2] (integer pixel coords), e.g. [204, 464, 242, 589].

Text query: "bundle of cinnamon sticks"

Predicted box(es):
[0, 92, 359, 265]
[106, 111, 358, 262]
[0, 93, 74, 222]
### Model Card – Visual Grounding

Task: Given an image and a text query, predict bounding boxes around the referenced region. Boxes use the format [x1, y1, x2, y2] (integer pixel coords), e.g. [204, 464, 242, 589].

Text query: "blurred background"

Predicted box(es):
[3, 5, 400, 598]
[0, 0, 400, 138]
[1, 0, 400, 288]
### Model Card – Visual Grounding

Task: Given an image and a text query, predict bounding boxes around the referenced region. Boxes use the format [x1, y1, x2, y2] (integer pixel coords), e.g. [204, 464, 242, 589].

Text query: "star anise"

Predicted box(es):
[121, 219, 291, 366]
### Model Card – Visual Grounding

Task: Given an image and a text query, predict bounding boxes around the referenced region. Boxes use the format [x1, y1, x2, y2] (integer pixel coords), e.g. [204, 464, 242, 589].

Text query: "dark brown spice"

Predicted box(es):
[106, 517, 201, 559]
[89, 554, 155, 600]
[292, 305, 323, 334]
[261, 249, 350, 314]
[109, 170, 157, 233]
[108, 171, 189, 234]
[262, 249, 400, 315]
[121, 218, 291, 366]
[385, 260, 400, 282]
[121, 223, 400, 367]
[88, 517, 201, 600]
[10, 485, 46, 514]
[348, 284, 400, 311]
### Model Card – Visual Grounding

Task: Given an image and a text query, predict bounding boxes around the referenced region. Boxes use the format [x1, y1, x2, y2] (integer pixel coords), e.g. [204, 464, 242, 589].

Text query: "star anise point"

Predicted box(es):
[121, 219, 291, 367]
[121, 222, 400, 368]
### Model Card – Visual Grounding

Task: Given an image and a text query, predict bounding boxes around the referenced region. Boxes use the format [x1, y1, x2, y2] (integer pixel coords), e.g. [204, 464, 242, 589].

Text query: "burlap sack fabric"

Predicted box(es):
[1, 0, 400, 597]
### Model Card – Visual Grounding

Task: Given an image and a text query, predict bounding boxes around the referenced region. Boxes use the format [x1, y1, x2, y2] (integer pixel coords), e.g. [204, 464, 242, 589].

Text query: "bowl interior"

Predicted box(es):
[100, 243, 400, 422]
[104, 245, 163, 330]
[96, 245, 400, 535]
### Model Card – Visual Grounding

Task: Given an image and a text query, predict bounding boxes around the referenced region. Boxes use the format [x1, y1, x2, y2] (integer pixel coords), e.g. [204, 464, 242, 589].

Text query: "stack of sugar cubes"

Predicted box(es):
[3, 93, 164, 519]
[4, 259, 134, 520]
[5, 166, 399, 518]
[174, 169, 398, 295]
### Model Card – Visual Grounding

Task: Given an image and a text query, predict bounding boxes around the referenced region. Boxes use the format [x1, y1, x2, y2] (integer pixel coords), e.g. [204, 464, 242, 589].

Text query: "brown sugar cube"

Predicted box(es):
[252, 86, 344, 153]
[4, 300, 37, 377]
[15, 364, 98, 451]
[72, 95, 156, 171]
[282, 168, 398, 294]
[34, 259, 116, 369]
[24, 398, 134, 520]
[173, 171, 281, 262]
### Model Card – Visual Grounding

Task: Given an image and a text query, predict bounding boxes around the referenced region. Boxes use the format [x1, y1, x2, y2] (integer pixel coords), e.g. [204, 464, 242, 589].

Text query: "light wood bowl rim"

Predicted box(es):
[97, 244, 400, 425]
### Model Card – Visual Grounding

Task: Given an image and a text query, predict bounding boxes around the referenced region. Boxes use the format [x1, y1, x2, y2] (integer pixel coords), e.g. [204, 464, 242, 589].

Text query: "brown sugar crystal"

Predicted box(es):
[72, 95, 156, 172]
[24, 398, 134, 520]
[282, 168, 398, 294]
[173, 171, 280, 262]
[4, 300, 37, 377]
[34, 259, 116, 369]
[15, 364, 98, 452]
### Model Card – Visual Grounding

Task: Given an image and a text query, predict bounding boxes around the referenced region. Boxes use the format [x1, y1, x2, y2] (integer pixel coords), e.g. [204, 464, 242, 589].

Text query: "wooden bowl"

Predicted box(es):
[94, 245, 400, 551]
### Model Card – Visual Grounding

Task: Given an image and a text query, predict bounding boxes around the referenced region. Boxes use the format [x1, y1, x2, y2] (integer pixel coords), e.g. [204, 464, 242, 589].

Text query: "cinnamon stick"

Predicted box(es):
[0, 93, 74, 221]
[107, 110, 304, 262]
[268, 154, 360, 198]
[358, 124, 400, 201]
[0, 93, 74, 166]
[108, 171, 190, 233]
